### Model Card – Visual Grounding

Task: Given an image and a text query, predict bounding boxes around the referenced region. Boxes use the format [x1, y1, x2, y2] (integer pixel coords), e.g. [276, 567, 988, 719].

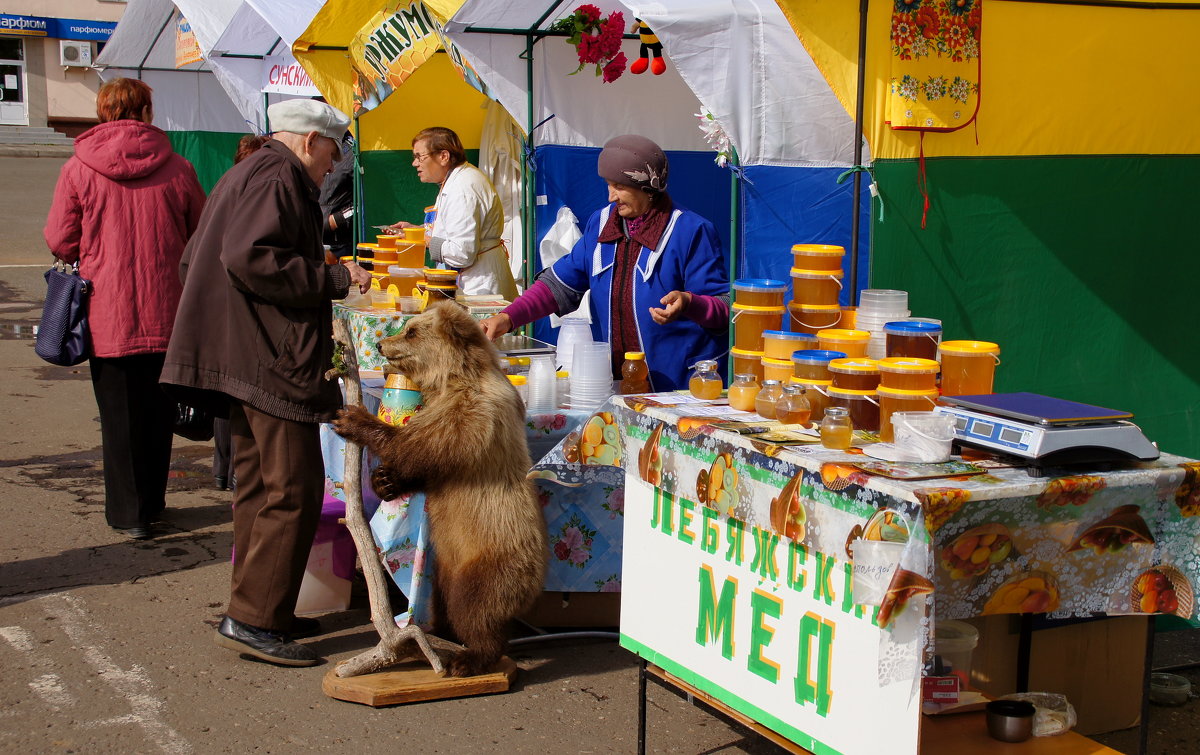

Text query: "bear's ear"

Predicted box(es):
[431, 299, 486, 354]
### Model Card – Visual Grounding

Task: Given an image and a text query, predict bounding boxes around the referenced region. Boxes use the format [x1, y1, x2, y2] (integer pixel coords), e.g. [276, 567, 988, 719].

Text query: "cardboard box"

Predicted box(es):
[964, 614, 1148, 735]
[520, 591, 620, 628]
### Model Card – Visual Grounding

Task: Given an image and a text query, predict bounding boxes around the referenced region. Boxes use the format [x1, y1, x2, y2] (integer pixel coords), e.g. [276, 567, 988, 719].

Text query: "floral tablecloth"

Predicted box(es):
[530, 393, 1200, 627]
[333, 303, 489, 371]
[320, 388, 623, 626]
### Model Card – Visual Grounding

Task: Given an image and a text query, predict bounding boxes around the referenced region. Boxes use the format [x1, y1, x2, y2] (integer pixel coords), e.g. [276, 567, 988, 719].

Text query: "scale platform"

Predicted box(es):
[934, 393, 1159, 476]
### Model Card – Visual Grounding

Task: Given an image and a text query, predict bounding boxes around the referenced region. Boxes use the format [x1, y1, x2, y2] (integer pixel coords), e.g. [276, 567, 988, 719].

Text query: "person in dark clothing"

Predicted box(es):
[319, 132, 355, 258]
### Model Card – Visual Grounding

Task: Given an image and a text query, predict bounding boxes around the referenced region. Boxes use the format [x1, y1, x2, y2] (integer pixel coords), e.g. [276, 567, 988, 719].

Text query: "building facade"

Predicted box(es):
[1, 1, 124, 135]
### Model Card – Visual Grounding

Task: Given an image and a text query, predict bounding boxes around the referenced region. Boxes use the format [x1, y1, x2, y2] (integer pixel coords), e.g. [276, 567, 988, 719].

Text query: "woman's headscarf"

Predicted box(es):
[597, 135, 668, 193]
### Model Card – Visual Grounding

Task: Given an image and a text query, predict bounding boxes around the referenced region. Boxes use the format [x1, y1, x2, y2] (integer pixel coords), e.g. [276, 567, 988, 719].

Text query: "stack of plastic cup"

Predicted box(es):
[555, 315, 593, 372]
[526, 354, 558, 412]
[570, 342, 614, 411]
[855, 289, 910, 359]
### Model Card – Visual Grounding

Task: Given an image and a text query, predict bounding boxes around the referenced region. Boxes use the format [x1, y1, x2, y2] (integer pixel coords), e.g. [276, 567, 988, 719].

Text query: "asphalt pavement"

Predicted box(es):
[2, 154, 1197, 754]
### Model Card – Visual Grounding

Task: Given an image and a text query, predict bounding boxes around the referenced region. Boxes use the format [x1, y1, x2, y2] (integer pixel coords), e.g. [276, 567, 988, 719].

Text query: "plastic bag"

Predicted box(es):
[998, 692, 1076, 736]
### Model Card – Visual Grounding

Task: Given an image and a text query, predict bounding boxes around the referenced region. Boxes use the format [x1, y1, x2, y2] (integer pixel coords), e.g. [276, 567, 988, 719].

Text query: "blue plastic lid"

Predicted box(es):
[883, 320, 943, 334]
[792, 349, 848, 364]
[763, 330, 818, 340]
[733, 278, 787, 291]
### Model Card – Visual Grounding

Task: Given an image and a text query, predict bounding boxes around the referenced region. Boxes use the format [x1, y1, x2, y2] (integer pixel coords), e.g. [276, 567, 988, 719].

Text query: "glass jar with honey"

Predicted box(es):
[728, 373, 760, 412]
[688, 360, 723, 400]
[820, 406, 853, 450]
[775, 385, 812, 426]
[755, 379, 784, 419]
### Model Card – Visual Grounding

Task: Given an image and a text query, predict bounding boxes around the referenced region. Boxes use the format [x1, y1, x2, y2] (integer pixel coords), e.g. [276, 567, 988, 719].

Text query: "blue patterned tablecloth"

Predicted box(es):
[320, 388, 621, 627]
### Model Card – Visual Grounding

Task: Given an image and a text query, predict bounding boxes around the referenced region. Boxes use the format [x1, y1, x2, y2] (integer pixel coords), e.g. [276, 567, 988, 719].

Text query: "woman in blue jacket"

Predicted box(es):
[481, 135, 729, 391]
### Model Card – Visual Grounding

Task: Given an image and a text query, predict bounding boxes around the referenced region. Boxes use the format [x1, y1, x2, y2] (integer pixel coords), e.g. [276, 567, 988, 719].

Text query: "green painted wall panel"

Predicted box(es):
[358, 149, 479, 231]
[871, 155, 1200, 459]
[166, 131, 243, 194]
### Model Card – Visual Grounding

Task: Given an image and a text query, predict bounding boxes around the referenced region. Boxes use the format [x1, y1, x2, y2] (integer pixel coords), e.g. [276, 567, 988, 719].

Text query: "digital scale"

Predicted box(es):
[933, 393, 1159, 476]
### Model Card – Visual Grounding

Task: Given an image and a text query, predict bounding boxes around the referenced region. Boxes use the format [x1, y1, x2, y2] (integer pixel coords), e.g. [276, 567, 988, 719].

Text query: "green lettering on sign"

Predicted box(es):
[695, 565, 737, 660]
[678, 497, 696, 545]
[747, 589, 782, 683]
[787, 540, 808, 592]
[795, 611, 836, 718]
[725, 517, 746, 566]
[812, 552, 837, 606]
[749, 526, 780, 581]
[650, 487, 674, 535]
[700, 505, 720, 554]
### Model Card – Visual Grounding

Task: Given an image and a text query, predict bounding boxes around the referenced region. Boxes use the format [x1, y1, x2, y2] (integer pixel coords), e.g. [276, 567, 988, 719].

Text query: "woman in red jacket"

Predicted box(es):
[44, 78, 205, 540]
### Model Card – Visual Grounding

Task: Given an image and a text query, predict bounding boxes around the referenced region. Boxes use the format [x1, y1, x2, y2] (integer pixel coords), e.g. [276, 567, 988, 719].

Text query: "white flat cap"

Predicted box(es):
[267, 99, 350, 140]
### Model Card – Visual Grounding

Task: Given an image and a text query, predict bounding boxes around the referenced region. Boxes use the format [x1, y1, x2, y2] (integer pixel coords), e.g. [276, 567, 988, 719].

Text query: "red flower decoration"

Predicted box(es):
[549, 7, 627, 83]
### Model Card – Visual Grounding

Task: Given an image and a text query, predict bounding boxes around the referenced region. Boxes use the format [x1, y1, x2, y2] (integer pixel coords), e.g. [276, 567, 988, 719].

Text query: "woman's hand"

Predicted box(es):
[480, 313, 514, 340]
[343, 261, 373, 293]
[384, 221, 417, 234]
[649, 290, 692, 324]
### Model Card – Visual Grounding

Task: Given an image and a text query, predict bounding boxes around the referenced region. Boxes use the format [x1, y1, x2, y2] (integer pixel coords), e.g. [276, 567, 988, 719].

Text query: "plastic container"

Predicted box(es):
[732, 303, 785, 352]
[775, 384, 812, 425]
[555, 316, 593, 372]
[934, 620, 980, 686]
[986, 700, 1035, 744]
[790, 268, 844, 307]
[884, 320, 942, 360]
[370, 290, 395, 310]
[423, 267, 459, 286]
[388, 266, 424, 297]
[732, 278, 787, 308]
[817, 328, 871, 358]
[791, 243, 845, 272]
[790, 378, 831, 421]
[376, 235, 398, 249]
[556, 371, 570, 408]
[761, 356, 794, 384]
[858, 289, 909, 311]
[570, 342, 613, 411]
[850, 539, 905, 605]
[369, 271, 391, 290]
[891, 411, 955, 462]
[828, 358, 880, 391]
[840, 306, 857, 330]
[820, 406, 853, 449]
[620, 352, 650, 394]
[372, 248, 399, 266]
[939, 340, 1001, 396]
[403, 226, 426, 243]
[527, 354, 557, 412]
[730, 347, 765, 383]
[728, 373, 760, 412]
[507, 374, 528, 406]
[393, 241, 425, 268]
[791, 349, 847, 382]
[762, 330, 818, 360]
[689, 359, 723, 400]
[877, 386, 940, 442]
[827, 386, 879, 432]
[755, 379, 784, 419]
[788, 302, 841, 331]
[424, 283, 457, 305]
[877, 357, 940, 391]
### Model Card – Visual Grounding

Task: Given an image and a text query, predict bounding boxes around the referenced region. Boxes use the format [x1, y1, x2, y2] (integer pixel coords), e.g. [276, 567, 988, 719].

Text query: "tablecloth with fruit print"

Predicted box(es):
[530, 393, 1200, 631]
[333, 303, 488, 372]
[321, 392, 623, 627]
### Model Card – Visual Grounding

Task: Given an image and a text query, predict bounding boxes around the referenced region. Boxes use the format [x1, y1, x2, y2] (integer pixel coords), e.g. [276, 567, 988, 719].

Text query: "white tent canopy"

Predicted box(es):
[445, 0, 866, 166]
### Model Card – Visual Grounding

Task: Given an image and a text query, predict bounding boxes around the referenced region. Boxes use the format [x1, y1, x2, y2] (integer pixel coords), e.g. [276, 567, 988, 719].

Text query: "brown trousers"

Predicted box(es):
[226, 401, 324, 631]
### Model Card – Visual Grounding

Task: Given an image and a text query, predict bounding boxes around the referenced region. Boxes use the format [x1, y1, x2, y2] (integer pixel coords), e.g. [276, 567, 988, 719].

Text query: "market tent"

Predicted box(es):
[775, 0, 1200, 456]
[95, 0, 252, 190]
[445, 0, 873, 304]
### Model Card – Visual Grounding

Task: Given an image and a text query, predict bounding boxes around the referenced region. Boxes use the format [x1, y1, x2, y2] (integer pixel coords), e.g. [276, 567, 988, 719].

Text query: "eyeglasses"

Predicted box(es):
[412, 151, 442, 164]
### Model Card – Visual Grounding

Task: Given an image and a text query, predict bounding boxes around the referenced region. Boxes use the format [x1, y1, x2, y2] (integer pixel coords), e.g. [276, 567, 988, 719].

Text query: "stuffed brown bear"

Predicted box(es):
[333, 301, 547, 677]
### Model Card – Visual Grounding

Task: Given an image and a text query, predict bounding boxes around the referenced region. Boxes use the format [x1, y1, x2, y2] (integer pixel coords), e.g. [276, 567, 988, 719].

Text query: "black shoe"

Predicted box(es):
[113, 525, 151, 540]
[214, 616, 319, 667]
[290, 616, 322, 640]
[214, 476, 229, 491]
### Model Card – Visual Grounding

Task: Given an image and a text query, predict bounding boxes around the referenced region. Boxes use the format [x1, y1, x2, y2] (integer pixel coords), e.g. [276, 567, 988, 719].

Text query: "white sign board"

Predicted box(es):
[262, 52, 319, 97]
[620, 476, 922, 755]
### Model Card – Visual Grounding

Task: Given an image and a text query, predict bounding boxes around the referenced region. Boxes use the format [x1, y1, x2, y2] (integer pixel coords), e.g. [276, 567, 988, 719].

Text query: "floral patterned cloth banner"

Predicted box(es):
[531, 394, 1200, 629]
[887, 0, 982, 131]
[320, 393, 620, 627]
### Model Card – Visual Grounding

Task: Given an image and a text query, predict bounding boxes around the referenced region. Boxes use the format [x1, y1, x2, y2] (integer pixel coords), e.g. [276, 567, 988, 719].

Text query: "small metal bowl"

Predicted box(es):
[986, 699, 1036, 743]
[1150, 673, 1191, 706]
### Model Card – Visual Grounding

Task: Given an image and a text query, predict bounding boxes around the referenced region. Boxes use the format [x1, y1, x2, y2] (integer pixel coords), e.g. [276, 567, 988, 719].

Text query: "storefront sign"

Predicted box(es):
[262, 52, 320, 97]
[174, 13, 203, 69]
[0, 14, 115, 41]
[349, 1, 487, 114]
[620, 479, 921, 755]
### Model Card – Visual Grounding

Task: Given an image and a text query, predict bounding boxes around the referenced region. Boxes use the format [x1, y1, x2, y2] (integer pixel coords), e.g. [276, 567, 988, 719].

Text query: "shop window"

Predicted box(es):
[0, 37, 23, 61]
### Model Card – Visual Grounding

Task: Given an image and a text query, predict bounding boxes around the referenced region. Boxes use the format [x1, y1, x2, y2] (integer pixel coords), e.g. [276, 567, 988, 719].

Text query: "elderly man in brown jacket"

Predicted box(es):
[162, 99, 370, 667]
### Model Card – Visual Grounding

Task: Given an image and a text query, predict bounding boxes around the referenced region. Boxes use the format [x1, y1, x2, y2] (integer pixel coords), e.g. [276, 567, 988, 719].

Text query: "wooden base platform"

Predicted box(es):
[322, 656, 518, 707]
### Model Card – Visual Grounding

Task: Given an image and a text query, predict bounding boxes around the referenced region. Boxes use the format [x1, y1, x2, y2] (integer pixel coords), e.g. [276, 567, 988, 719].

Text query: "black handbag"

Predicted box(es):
[34, 261, 91, 367]
[173, 402, 215, 442]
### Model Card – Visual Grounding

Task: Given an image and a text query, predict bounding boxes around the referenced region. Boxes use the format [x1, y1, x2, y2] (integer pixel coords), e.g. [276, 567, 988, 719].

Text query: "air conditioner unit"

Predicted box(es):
[59, 40, 93, 68]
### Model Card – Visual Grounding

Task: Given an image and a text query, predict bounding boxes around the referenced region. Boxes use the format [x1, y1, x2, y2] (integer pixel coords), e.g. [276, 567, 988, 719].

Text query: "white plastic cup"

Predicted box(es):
[526, 355, 557, 412]
[935, 620, 979, 682]
[850, 539, 905, 605]
[556, 316, 593, 372]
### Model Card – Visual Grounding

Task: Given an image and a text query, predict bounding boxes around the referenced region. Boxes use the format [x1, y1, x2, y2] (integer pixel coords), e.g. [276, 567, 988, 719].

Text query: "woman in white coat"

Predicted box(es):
[387, 127, 518, 299]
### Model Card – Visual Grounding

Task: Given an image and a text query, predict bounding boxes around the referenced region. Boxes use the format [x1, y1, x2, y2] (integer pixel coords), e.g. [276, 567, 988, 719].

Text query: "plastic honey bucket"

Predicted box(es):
[827, 386, 880, 432]
[884, 320, 942, 360]
[877, 357, 940, 391]
[388, 267, 424, 297]
[403, 226, 426, 243]
[394, 241, 425, 268]
[788, 302, 841, 331]
[731, 347, 765, 382]
[791, 243, 845, 272]
[939, 340, 1001, 396]
[762, 330, 818, 360]
[731, 303, 785, 352]
[733, 278, 787, 308]
[790, 268, 844, 307]
[877, 386, 940, 442]
[828, 358, 881, 391]
[788, 378, 832, 421]
[761, 356, 794, 384]
[840, 306, 858, 330]
[376, 235, 399, 249]
[817, 328, 870, 358]
[791, 349, 847, 382]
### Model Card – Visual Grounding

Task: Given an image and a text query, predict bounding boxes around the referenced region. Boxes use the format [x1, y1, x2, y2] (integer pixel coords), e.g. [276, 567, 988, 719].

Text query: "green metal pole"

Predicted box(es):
[521, 32, 536, 335]
[352, 117, 362, 263]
